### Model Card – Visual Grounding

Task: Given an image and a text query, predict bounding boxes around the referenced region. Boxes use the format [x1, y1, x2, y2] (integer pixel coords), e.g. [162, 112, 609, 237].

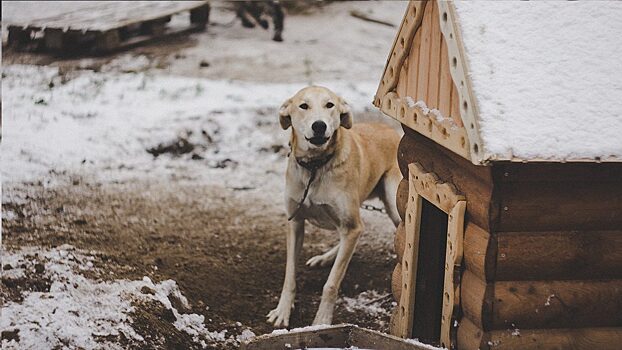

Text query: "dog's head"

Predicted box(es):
[279, 86, 352, 151]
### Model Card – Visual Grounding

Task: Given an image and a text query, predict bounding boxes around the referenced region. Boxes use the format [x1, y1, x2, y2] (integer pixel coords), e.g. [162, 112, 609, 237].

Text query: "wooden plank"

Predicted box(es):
[440, 200, 466, 349]
[396, 186, 423, 338]
[484, 327, 622, 350]
[397, 62, 409, 99]
[395, 222, 406, 263]
[406, 24, 423, 100]
[398, 129, 495, 231]
[457, 317, 488, 350]
[436, 1, 486, 163]
[409, 163, 465, 214]
[9, 2, 208, 32]
[497, 180, 622, 232]
[349, 326, 437, 350]
[458, 319, 622, 350]
[392, 262, 403, 302]
[386, 92, 471, 161]
[463, 271, 622, 330]
[407, 21, 421, 99]
[437, 33, 454, 122]
[415, 1, 433, 102]
[496, 230, 622, 281]
[427, 1, 442, 110]
[494, 162, 622, 183]
[463, 223, 497, 282]
[396, 177, 409, 222]
[461, 270, 494, 331]
[492, 279, 622, 330]
[241, 324, 350, 350]
[450, 81, 460, 126]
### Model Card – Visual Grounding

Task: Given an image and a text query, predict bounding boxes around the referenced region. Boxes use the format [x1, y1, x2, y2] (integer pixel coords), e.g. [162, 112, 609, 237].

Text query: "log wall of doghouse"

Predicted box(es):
[389, 129, 622, 349]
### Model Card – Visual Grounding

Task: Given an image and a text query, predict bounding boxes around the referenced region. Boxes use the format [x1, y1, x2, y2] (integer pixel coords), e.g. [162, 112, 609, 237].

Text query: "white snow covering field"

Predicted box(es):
[454, 2, 622, 161]
[1, 64, 378, 186]
[0, 245, 241, 349]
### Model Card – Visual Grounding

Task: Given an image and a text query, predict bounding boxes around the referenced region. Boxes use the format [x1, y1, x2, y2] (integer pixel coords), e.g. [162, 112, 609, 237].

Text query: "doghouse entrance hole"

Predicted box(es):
[412, 198, 448, 346]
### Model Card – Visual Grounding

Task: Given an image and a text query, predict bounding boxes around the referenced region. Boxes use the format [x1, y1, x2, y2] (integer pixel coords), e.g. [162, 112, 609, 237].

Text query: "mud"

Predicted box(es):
[2, 177, 396, 348]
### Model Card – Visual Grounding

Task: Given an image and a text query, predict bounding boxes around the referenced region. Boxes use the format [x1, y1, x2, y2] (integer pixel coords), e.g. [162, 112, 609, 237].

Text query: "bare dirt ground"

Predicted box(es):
[1, 2, 407, 349]
[2, 178, 397, 349]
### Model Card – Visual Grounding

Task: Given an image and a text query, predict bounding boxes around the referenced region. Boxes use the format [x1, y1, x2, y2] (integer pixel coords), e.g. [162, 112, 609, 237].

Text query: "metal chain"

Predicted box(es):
[360, 204, 387, 214]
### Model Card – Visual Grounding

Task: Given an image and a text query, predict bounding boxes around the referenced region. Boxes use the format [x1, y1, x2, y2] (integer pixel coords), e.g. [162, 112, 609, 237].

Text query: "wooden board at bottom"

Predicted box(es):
[241, 324, 435, 350]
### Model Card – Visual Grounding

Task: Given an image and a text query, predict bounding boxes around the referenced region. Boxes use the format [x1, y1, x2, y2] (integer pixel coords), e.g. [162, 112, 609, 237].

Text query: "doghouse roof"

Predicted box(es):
[374, 1, 622, 164]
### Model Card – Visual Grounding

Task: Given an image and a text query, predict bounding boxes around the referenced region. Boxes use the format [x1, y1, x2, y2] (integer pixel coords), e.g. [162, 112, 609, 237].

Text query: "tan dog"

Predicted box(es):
[266, 86, 401, 327]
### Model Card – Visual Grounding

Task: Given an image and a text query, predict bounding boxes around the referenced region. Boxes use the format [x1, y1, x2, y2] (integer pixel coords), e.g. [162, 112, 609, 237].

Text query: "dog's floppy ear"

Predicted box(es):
[279, 98, 292, 130]
[338, 97, 353, 129]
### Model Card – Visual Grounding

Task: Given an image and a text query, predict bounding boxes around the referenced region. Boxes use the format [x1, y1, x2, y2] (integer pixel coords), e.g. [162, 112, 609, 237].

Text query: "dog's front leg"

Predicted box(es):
[267, 219, 304, 327]
[312, 221, 363, 325]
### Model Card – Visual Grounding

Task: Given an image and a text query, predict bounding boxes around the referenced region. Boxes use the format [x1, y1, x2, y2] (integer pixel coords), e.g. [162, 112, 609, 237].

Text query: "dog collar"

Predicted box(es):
[295, 153, 335, 172]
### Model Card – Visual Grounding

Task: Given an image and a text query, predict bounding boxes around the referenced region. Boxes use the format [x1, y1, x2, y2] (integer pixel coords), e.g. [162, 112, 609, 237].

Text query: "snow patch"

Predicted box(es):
[339, 290, 391, 318]
[0, 245, 229, 349]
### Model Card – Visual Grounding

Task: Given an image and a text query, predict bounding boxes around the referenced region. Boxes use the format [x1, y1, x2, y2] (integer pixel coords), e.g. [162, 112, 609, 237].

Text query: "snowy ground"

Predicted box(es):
[2, 2, 410, 349]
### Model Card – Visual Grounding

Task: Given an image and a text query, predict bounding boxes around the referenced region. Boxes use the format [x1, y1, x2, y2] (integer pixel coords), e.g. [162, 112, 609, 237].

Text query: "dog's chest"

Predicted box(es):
[300, 201, 341, 230]
[297, 186, 346, 229]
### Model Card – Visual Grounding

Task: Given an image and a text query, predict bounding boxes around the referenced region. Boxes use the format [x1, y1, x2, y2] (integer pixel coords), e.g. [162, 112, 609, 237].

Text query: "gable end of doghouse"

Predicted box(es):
[374, 0, 486, 165]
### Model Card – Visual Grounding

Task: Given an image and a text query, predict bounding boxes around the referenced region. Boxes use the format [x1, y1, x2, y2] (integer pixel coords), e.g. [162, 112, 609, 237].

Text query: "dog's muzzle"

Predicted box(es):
[305, 135, 330, 145]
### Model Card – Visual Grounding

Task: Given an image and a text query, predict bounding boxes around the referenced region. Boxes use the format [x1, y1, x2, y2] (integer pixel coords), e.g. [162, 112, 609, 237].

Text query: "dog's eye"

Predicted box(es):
[299, 103, 309, 110]
[326, 102, 334, 108]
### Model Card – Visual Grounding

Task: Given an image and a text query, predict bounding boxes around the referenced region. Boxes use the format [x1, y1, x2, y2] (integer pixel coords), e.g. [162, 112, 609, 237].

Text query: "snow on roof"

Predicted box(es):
[453, 2, 622, 162]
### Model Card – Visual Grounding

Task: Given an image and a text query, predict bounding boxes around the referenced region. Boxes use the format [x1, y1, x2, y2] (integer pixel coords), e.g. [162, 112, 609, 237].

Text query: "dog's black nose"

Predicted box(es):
[312, 121, 327, 134]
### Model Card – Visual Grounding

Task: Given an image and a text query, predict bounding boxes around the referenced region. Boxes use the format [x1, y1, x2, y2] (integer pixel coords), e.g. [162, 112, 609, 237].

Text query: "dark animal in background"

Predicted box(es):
[235, 1, 284, 42]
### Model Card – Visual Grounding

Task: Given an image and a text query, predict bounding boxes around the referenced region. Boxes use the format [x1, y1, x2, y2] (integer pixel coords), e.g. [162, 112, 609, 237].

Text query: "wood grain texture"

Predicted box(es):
[392, 262, 403, 302]
[398, 128, 495, 231]
[374, 1, 425, 107]
[461, 269, 494, 331]
[492, 279, 622, 329]
[493, 162, 622, 183]
[497, 180, 622, 232]
[415, 1, 432, 102]
[440, 200, 466, 349]
[383, 92, 471, 160]
[396, 188, 423, 338]
[484, 327, 622, 350]
[427, 2, 442, 110]
[457, 319, 622, 350]
[395, 221, 406, 263]
[457, 317, 487, 350]
[407, 28, 422, 100]
[462, 271, 622, 330]
[397, 177, 410, 222]
[397, 59, 409, 99]
[496, 230, 622, 281]
[464, 222, 497, 282]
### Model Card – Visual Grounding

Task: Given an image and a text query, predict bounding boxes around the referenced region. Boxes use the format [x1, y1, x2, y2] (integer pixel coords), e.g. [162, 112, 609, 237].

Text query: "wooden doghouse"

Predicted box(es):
[374, 2, 622, 349]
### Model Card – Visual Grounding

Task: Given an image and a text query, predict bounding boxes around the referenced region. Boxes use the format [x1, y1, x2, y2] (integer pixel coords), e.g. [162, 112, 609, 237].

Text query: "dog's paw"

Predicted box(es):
[305, 253, 335, 268]
[266, 301, 293, 328]
[311, 308, 334, 326]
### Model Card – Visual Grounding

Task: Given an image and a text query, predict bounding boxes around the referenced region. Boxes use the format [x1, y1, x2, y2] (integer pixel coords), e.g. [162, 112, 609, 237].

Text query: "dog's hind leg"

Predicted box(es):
[380, 167, 402, 227]
[312, 220, 363, 325]
[306, 243, 339, 268]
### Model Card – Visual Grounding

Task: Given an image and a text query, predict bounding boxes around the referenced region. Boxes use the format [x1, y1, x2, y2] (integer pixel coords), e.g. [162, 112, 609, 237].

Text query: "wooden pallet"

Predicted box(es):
[6, 1, 210, 54]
